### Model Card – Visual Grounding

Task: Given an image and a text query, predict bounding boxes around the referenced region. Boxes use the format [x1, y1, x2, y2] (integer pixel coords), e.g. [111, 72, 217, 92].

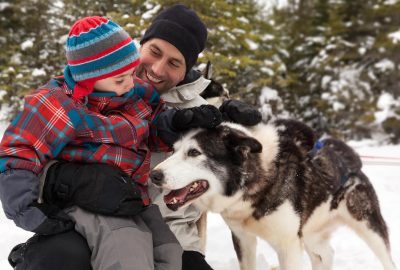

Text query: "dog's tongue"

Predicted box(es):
[164, 186, 191, 205]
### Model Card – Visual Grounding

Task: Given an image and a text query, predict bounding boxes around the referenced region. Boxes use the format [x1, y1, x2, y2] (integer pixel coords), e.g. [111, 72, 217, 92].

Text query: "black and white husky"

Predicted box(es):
[150, 120, 397, 270]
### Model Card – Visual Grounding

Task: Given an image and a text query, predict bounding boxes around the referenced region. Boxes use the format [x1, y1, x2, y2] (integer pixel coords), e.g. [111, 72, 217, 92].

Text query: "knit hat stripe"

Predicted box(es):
[69, 40, 137, 73]
[68, 16, 108, 35]
[66, 19, 121, 51]
[66, 28, 130, 62]
[72, 50, 139, 81]
[68, 37, 132, 65]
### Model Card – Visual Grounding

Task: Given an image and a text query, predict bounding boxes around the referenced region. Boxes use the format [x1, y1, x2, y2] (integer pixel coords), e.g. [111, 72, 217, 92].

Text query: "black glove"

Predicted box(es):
[172, 105, 222, 131]
[219, 100, 262, 126]
[43, 162, 145, 216]
[182, 251, 214, 270]
[31, 202, 75, 235]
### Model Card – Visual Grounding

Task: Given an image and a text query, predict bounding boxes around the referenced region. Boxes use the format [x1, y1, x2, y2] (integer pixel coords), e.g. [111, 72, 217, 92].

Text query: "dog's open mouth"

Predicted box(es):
[164, 180, 209, 211]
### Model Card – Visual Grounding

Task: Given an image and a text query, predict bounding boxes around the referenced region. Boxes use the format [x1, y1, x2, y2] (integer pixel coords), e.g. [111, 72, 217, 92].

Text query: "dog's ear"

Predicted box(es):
[221, 126, 262, 161]
[202, 61, 213, 79]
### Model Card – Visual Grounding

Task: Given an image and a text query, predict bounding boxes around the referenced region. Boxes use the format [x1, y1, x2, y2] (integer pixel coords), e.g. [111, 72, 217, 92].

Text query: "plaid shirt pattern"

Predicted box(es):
[0, 77, 169, 205]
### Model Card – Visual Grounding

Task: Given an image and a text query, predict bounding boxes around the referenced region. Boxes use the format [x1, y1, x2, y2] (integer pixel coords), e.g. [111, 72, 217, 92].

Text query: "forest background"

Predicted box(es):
[1, 0, 400, 142]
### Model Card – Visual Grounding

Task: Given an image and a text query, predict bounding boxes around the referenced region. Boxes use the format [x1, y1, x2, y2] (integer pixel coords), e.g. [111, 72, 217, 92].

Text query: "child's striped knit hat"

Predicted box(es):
[65, 16, 140, 99]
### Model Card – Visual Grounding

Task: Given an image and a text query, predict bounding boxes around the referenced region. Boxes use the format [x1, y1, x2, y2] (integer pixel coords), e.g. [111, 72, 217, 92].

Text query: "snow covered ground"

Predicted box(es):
[0, 127, 399, 269]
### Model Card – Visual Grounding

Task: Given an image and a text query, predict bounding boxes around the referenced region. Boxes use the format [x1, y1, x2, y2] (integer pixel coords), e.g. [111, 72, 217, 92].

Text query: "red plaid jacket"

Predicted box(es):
[0, 76, 170, 204]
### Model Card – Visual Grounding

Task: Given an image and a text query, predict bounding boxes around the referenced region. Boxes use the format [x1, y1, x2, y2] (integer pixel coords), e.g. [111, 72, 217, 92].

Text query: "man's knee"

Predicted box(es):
[9, 230, 91, 270]
[154, 243, 183, 270]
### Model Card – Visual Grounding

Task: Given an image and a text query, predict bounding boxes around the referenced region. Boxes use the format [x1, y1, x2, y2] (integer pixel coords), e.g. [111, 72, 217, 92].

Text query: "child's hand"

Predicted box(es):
[43, 162, 145, 216]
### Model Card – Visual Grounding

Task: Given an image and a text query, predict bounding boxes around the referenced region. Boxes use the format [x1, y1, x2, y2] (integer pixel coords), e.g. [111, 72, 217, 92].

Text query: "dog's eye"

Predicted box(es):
[187, 148, 201, 157]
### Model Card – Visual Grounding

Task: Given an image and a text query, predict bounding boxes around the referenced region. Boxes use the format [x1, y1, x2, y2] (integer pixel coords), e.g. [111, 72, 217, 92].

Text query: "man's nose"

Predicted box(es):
[152, 59, 167, 76]
[150, 170, 165, 186]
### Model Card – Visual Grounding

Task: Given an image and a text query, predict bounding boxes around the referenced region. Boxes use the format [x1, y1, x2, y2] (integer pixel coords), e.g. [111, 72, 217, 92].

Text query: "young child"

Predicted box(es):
[0, 16, 220, 270]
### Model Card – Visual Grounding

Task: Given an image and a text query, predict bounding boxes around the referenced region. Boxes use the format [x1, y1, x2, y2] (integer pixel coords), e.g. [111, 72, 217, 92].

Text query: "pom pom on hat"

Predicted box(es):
[65, 16, 140, 99]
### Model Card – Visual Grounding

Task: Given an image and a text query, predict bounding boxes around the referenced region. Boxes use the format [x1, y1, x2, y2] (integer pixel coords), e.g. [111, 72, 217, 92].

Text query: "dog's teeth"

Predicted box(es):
[172, 197, 178, 204]
[192, 182, 198, 188]
[189, 187, 194, 192]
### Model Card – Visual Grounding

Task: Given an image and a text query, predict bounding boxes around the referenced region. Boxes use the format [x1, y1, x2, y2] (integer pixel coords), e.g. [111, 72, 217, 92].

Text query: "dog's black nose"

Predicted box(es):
[150, 170, 165, 185]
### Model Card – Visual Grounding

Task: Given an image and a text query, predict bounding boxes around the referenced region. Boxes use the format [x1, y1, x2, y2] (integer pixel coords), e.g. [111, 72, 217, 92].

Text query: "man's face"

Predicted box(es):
[136, 38, 186, 93]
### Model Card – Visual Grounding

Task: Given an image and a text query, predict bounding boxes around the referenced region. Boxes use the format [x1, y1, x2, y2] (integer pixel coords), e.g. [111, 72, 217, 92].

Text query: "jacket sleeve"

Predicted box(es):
[0, 89, 78, 231]
[149, 107, 179, 150]
[0, 89, 78, 174]
[0, 169, 47, 231]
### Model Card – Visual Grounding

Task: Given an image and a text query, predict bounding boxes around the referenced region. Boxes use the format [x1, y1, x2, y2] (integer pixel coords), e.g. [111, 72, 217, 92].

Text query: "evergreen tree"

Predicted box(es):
[1, 0, 399, 141]
[271, 0, 400, 140]
[1, 0, 54, 116]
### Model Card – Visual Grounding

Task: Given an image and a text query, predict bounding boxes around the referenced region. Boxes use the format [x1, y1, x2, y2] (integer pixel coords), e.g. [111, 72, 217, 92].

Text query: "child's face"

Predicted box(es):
[93, 68, 135, 96]
[136, 38, 186, 93]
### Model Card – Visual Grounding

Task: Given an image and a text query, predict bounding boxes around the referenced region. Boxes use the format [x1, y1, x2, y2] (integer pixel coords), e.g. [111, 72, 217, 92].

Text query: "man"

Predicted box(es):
[8, 4, 261, 270]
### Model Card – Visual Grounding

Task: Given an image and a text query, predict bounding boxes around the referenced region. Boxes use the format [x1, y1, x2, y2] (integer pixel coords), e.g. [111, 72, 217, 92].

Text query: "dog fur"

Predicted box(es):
[199, 61, 230, 107]
[150, 120, 397, 270]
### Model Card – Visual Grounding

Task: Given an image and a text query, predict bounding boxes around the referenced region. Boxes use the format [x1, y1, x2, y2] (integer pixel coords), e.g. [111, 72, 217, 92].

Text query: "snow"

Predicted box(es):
[332, 101, 345, 111]
[358, 47, 367, 55]
[384, 0, 399, 4]
[32, 68, 46, 77]
[20, 39, 34, 51]
[246, 39, 259, 50]
[142, 5, 161, 20]
[375, 92, 399, 124]
[52, 0, 64, 9]
[0, 119, 399, 269]
[259, 0, 289, 11]
[0, 2, 10, 11]
[237, 16, 250, 24]
[259, 86, 279, 102]
[387, 32, 399, 44]
[10, 53, 22, 65]
[374, 59, 395, 72]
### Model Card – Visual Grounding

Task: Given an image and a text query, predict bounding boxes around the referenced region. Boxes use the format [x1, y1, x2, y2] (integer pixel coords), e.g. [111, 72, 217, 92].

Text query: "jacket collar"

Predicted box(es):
[161, 75, 211, 104]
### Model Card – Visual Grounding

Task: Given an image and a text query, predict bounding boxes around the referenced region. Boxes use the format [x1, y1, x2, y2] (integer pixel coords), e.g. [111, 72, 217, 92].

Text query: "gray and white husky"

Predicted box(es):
[150, 120, 397, 270]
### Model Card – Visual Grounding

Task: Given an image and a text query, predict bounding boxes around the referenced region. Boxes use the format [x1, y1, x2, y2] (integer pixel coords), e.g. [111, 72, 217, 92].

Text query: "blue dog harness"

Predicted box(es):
[310, 140, 355, 186]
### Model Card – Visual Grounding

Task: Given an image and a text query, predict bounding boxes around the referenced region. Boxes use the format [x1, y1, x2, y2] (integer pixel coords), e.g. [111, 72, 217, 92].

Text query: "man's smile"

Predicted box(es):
[145, 70, 163, 84]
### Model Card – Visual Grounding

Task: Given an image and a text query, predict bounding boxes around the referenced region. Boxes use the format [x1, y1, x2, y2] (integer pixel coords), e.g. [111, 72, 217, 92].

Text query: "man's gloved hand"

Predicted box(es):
[31, 202, 75, 235]
[172, 105, 222, 131]
[43, 162, 145, 216]
[219, 100, 262, 126]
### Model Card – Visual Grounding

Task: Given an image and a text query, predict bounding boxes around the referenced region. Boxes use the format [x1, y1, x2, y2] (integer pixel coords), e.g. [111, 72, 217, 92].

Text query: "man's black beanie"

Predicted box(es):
[140, 4, 207, 73]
